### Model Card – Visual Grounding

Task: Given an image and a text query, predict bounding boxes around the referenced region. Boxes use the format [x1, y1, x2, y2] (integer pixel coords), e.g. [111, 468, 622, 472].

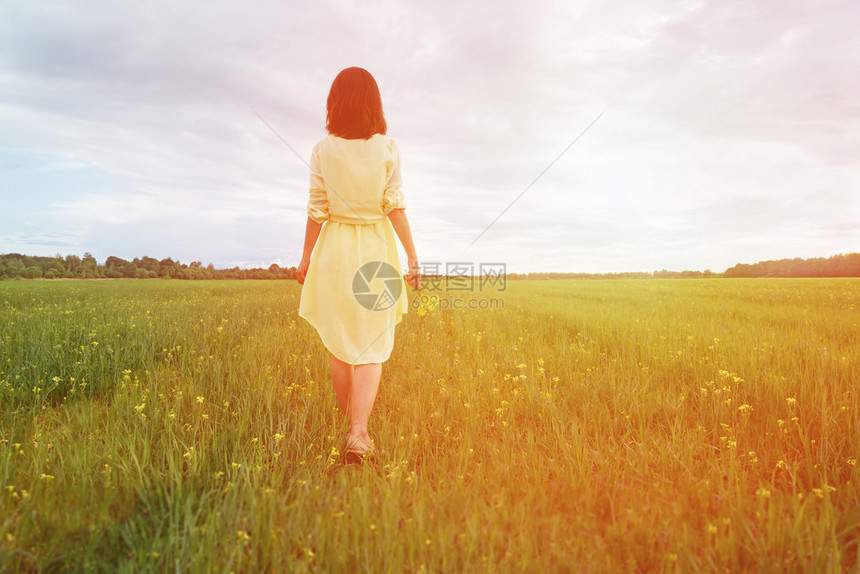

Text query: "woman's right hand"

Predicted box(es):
[405, 258, 421, 290]
[296, 258, 310, 285]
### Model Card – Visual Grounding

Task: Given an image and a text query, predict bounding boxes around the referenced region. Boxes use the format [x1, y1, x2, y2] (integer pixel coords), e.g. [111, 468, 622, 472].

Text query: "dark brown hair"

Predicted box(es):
[326, 67, 387, 140]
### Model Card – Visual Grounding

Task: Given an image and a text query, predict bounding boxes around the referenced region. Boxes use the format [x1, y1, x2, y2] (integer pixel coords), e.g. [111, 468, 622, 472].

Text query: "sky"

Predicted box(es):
[1, 0, 858, 274]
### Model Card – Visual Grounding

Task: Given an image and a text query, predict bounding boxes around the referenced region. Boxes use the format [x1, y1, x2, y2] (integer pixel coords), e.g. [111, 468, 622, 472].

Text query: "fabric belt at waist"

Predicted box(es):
[329, 215, 386, 225]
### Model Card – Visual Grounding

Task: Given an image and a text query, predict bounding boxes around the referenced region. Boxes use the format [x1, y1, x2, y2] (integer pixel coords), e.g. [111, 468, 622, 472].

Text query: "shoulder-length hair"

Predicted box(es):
[326, 67, 387, 140]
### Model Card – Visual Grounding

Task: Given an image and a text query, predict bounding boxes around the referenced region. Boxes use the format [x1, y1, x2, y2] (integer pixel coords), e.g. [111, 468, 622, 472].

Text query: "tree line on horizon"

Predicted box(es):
[1, 252, 858, 281]
[723, 252, 860, 278]
[514, 253, 860, 279]
[0, 253, 297, 281]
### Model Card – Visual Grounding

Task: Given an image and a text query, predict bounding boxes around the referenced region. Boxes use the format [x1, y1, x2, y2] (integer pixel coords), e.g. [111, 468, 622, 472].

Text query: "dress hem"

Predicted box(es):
[298, 310, 403, 365]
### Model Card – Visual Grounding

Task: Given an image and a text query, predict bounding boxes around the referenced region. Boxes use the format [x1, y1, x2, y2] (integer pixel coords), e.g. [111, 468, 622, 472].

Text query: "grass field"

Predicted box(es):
[1, 278, 858, 572]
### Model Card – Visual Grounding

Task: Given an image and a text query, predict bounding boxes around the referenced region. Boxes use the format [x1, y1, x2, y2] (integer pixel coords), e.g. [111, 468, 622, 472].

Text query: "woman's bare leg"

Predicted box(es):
[330, 355, 381, 445]
[349, 363, 382, 443]
[330, 353, 353, 414]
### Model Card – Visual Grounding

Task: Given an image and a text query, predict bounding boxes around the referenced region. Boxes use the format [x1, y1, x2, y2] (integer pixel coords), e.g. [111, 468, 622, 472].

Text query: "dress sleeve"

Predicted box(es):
[382, 139, 406, 215]
[306, 142, 330, 224]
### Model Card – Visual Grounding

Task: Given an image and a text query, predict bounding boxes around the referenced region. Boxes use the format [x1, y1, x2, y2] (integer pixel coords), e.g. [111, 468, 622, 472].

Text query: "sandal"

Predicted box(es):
[344, 435, 374, 464]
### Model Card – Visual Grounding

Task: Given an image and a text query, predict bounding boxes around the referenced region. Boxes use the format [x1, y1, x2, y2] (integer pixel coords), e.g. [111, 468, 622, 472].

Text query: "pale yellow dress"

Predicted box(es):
[298, 133, 408, 364]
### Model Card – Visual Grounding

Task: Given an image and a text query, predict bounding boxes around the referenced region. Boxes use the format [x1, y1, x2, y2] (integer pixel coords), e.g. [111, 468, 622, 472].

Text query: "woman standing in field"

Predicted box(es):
[296, 67, 420, 463]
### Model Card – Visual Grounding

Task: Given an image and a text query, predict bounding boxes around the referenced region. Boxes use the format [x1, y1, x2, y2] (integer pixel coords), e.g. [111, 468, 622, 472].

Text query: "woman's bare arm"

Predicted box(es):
[387, 208, 420, 289]
[296, 217, 323, 284]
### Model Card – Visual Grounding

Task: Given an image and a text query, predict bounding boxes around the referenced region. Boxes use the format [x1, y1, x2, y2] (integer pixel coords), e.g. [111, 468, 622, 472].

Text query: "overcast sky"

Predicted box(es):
[1, 0, 858, 273]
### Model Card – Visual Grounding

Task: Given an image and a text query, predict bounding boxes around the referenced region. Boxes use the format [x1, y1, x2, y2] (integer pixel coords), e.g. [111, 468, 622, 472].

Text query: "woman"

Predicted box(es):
[296, 67, 420, 463]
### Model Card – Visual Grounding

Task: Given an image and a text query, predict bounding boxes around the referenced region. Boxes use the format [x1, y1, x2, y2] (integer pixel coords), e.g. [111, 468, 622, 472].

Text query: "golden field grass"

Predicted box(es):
[0, 278, 858, 572]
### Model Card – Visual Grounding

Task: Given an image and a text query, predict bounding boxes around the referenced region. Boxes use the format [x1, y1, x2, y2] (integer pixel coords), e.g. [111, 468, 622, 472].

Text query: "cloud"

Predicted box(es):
[1, 0, 858, 272]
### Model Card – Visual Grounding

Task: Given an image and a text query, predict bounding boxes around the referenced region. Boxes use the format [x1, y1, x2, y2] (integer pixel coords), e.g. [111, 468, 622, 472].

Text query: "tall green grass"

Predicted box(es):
[0, 278, 858, 572]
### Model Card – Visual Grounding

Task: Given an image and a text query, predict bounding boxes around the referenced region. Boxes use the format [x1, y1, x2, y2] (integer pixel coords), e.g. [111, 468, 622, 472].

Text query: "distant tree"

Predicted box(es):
[186, 267, 205, 280]
[136, 256, 160, 274]
[6, 258, 25, 278]
[120, 262, 137, 278]
[42, 256, 65, 277]
[159, 257, 181, 278]
[62, 254, 79, 274]
[105, 256, 128, 270]
[81, 253, 99, 277]
[21, 266, 43, 279]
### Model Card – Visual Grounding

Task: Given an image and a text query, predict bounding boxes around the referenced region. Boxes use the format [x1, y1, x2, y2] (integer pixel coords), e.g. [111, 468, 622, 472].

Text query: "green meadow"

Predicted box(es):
[0, 278, 858, 572]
